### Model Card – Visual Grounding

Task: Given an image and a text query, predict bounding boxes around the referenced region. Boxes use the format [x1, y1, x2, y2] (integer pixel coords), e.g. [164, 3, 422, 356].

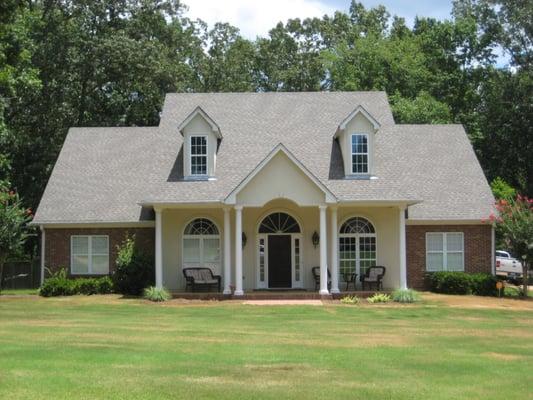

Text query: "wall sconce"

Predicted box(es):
[312, 231, 319, 248]
[242, 232, 247, 248]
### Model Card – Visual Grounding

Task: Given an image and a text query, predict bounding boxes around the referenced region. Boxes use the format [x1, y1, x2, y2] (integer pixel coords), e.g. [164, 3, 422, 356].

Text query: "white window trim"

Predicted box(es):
[189, 134, 208, 177]
[182, 218, 221, 274]
[70, 235, 109, 275]
[425, 232, 465, 272]
[350, 133, 369, 175]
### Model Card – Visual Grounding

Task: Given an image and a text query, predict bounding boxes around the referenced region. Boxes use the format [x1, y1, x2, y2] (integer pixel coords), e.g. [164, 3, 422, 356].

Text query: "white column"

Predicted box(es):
[223, 207, 232, 294]
[319, 205, 329, 295]
[234, 205, 244, 296]
[40, 226, 46, 285]
[330, 207, 339, 294]
[399, 206, 407, 290]
[155, 208, 163, 289]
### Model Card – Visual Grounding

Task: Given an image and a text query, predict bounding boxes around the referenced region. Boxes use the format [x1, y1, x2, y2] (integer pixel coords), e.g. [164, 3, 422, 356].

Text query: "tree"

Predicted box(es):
[0, 186, 32, 292]
[490, 177, 517, 200]
[489, 196, 533, 297]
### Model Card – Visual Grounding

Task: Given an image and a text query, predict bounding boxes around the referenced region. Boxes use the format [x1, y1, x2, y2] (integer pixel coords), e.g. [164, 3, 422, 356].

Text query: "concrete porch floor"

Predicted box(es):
[170, 290, 393, 300]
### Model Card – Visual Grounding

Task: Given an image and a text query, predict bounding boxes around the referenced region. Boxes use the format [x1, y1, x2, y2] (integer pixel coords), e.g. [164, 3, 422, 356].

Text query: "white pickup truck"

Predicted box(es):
[495, 250, 523, 282]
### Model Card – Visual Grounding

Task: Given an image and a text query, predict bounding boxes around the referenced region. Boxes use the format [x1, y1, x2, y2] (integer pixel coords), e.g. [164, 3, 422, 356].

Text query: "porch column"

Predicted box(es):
[319, 205, 329, 295]
[155, 208, 163, 289]
[234, 205, 244, 296]
[223, 207, 232, 294]
[399, 206, 407, 289]
[330, 207, 340, 293]
[40, 226, 45, 285]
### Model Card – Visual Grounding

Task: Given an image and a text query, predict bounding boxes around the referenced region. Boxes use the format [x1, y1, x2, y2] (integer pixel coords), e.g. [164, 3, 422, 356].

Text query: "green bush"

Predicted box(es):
[427, 272, 472, 294]
[367, 293, 391, 303]
[39, 268, 115, 297]
[392, 289, 421, 303]
[112, 235, 154, 296]
[39, 269, 76, 297]
[340, 295, 359, 305]
[143, 286, 171, 302]
[469, 273, 499, 296]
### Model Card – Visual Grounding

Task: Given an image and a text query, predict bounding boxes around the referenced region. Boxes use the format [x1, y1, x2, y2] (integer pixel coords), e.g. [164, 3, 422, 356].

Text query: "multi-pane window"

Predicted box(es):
[71, 236, 109, 275]
[190, 135, 207, 175]
[338, 217, 376, 280]
[294, 238, 301, 281]
[259, 238, 265, 282]
[183, 218, 220, 272]
[426, 232, 464, 271]
[351, 134, 369, 174]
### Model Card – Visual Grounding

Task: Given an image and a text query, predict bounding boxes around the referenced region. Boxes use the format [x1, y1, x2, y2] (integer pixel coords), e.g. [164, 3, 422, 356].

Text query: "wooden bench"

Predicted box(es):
[183, 268, 221, 292]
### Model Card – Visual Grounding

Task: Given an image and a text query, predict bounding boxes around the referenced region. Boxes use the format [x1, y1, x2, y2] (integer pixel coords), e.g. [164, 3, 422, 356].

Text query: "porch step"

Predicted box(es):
[170, 290, 391, 300]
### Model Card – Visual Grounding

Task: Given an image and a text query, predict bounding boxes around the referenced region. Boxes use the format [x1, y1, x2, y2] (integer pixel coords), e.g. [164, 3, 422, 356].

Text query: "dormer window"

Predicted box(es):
[351, 134, 369, 174]
[335, 106, 380, 178]
[190, 135, 208, 176]
[178, 106, 222, 180]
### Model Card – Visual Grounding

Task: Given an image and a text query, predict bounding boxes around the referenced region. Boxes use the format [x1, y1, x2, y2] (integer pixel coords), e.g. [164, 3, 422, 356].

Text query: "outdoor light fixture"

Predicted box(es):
[242, 232, 247, 248]
[312, 231, 319, 248]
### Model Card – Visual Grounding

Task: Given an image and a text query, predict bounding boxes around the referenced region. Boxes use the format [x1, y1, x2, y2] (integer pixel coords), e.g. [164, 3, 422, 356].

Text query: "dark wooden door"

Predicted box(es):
[268, 235, 292, 288]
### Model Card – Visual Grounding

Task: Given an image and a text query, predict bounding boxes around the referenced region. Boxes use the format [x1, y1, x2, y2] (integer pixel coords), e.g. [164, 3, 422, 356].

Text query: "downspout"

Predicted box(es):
[40, 225, 46, 285]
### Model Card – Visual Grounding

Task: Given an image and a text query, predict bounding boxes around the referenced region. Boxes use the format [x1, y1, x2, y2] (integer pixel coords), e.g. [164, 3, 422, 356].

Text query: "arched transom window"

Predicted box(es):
[183, 218, 220, 273]
[338, 217, 376, 280]
[259, 212, 301, 234]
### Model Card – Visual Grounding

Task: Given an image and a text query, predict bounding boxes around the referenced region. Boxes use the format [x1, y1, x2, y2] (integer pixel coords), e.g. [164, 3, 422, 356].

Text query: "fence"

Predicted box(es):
[1, 259, 41, 289]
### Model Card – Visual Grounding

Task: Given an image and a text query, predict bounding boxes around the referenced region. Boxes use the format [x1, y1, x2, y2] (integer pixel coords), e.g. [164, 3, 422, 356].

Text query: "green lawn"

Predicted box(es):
[0, 296, 532, 400]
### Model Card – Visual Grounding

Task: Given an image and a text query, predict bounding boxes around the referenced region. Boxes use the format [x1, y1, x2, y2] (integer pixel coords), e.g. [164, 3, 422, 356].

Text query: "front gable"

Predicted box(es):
[225, 144, 336, 206]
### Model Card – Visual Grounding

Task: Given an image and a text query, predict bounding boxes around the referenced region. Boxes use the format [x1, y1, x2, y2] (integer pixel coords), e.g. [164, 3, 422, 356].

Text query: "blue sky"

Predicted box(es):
[185, 0, 455, 39]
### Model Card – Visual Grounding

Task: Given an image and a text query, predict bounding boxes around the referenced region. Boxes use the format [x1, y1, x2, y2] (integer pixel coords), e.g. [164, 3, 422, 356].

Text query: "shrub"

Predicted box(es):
[96, 276, 114, 294]
[39, 269, 115, 297]
[392, 289, 421, 303]
[469, 273, 499, 296]
[427, 272, 472, 295]
[112, 235, 154, 296]
[340, 295, 359, 305]
[367, 293, 391, 303]
[39, 269, 76, 297]
[144, 286, 171, 302]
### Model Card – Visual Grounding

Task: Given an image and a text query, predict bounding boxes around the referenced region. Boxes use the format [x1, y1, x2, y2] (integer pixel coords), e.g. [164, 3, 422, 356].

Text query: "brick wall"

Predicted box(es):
[44, 227, 155, 276]
[406, 224, 492, 289]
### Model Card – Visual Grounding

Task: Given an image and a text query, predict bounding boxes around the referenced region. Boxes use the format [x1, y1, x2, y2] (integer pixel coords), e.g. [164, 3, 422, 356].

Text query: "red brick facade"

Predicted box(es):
[406, 224, 492, 289]
[44, 227, 155, 276]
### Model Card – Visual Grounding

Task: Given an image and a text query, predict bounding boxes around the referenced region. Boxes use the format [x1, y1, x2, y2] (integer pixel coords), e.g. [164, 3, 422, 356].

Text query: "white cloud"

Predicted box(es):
[184, 0, 335, 39]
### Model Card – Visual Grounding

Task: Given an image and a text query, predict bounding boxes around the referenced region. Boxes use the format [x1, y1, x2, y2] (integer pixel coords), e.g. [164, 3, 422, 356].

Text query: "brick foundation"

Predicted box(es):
[406, 224, 492, 289]
[44, 227, 155, 276]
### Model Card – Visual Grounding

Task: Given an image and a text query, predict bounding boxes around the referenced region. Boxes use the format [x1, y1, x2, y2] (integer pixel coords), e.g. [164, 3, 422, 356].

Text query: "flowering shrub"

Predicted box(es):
[485, 195, 533, 297]
[0, 187, 32, 293]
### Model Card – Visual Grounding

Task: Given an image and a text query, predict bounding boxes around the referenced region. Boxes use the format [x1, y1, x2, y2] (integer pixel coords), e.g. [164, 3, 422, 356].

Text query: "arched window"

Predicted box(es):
[183, 218, 220, 272]
[259, 212, 300, 233]
[339, 217, 375, 234]
[339, 217, 376, 280]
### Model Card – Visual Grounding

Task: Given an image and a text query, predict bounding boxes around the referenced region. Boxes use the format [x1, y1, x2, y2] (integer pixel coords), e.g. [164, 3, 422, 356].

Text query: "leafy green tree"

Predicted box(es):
[0, 186, 32, 292]
[491, 177, 517, 200]
[490, 196, 533, 297]
[391, 91, 452, 124]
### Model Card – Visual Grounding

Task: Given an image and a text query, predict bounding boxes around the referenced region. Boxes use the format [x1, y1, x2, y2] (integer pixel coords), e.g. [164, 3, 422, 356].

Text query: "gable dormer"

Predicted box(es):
[178, 106, 221, 180]
[334, 106, 380, 178]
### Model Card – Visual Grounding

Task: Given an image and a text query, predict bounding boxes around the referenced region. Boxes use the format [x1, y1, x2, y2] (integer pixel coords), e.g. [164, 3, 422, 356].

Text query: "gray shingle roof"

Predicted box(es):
[33, 92, 494, 224]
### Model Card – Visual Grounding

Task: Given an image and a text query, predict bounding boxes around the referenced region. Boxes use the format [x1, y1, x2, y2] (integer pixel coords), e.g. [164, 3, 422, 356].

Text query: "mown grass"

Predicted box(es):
[0, 295, 532, 400]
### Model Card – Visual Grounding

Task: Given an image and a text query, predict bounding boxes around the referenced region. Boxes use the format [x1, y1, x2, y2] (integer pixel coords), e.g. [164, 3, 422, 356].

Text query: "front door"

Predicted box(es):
[268, 235, 292, 288]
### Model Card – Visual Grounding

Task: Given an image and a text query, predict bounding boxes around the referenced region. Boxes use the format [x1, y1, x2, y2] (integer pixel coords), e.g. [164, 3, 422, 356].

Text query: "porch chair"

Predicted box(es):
[182, 267, 221, 292]
[360, 266, 386, 291]
[311, 266, 331, 291]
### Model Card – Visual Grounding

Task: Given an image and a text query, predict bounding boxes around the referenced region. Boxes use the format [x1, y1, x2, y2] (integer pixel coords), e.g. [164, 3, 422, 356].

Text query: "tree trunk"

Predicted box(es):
[522, 260, 529, 298]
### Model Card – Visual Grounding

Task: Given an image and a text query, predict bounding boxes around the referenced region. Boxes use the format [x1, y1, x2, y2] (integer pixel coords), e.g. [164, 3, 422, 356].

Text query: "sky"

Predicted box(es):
[184, 0, 454, 39]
